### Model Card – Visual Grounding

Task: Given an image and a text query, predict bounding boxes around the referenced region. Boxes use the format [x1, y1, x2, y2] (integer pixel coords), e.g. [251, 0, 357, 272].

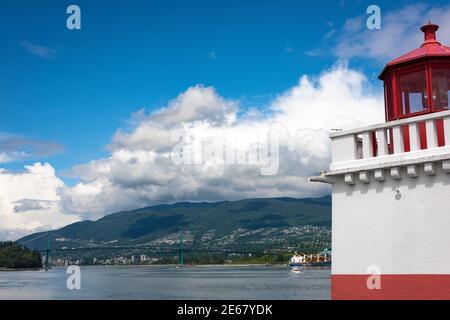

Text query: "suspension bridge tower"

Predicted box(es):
[311, 23, 450, 299]
[178, 231, 184, 266]
[45, 233, 52, 271]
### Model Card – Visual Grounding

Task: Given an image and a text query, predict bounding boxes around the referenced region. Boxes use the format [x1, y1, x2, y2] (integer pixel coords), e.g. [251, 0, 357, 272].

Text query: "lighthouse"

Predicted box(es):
[311, 23, 450, 299]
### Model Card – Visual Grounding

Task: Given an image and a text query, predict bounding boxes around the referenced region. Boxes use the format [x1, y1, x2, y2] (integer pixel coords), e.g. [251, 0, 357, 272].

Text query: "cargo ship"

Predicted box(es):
[289, 250, 331, 271]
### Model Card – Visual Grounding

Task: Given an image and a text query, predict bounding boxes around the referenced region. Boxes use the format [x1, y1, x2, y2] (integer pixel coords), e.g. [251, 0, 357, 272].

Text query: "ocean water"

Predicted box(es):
[0, 265, 330, 300]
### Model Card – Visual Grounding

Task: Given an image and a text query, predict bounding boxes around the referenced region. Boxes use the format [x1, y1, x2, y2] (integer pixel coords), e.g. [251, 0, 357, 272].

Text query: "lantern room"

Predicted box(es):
[379, 23, 450, 122]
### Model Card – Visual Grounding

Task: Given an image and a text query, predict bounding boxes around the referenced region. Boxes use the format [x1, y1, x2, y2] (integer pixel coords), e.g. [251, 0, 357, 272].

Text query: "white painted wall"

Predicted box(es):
[332, 162, 450, 275]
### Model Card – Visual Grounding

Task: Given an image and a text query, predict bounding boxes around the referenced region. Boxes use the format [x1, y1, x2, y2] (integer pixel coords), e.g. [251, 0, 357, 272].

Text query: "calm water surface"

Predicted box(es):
[0, 265, 330, 300]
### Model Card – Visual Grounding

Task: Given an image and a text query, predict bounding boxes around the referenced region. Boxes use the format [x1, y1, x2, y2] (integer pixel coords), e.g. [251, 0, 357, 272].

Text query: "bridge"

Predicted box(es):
[18, 232, 299, 271]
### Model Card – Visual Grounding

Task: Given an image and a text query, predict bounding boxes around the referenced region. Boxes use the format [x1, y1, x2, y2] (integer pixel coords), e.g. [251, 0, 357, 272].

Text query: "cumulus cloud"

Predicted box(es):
[59, 63, 384, 220]
[0, 163, 79, 240]
[0, 63, 384, 239]
[150, 85, 237, 126]
[335, 4, 450, 61]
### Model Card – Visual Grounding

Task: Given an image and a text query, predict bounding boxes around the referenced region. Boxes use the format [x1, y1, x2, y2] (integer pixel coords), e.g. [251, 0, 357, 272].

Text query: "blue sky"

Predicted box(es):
[1, 0, 439, 176]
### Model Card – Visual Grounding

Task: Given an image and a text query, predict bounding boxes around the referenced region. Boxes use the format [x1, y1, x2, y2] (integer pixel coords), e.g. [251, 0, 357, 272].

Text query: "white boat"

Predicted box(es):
[289, 252, 305, 273]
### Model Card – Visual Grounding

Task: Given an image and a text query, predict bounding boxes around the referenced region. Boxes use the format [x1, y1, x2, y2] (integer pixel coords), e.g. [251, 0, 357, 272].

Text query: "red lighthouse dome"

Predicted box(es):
[379, 22, 450, 122]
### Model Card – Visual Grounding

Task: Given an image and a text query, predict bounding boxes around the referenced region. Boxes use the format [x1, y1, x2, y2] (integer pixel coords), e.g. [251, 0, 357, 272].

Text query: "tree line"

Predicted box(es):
[0, 241, 42, 269]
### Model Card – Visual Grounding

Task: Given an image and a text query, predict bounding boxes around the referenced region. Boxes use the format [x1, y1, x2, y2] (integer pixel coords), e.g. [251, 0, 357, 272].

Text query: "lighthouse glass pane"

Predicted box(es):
[431, 66, 450, 110]
[397, 69, 428, 115]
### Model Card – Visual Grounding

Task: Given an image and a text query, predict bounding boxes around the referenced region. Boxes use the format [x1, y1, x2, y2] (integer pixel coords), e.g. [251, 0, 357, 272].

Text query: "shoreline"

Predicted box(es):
[48, 263, 290, 268]
[49, 263, 330, 268]
[0, 264, 331, 272]
[0, 267, 42, 272]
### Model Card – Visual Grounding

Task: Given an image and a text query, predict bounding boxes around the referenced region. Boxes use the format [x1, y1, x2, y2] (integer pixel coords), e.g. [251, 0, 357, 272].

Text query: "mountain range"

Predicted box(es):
[19, 196, 331, 253]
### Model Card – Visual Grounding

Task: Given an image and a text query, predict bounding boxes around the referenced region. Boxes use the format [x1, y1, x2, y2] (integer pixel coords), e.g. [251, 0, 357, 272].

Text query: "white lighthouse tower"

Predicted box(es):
[312, 23, 450, 299]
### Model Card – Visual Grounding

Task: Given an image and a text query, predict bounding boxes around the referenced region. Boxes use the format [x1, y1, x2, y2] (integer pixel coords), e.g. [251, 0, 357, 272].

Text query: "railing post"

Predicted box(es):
[361, 132, 373, 158]
[426, 119, 438, 148]
[409, 122, 421, 151]
[443, 116, 450, 146]
[392, 126, 404, 154]
[376, 128, 388, 156]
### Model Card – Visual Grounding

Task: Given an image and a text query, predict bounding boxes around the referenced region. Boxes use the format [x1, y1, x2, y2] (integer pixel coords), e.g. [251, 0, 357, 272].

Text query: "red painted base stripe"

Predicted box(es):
[332, 274, 450, 300]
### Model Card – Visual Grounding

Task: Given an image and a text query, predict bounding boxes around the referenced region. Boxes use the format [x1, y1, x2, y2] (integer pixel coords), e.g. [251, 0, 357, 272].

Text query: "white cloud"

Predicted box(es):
[148, 85, 237, 126]
[19, 41, 58, 59]
[0, 151, 29, 164]
[335, 4, 450, 61]
[58, 62, 384, 220]
[0, 163, 79, 240]
[0, 133, 63, 164]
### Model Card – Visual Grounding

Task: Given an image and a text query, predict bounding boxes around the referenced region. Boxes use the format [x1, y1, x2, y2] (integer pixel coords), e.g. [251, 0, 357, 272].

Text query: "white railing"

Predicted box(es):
[329, 110, 450, 172]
